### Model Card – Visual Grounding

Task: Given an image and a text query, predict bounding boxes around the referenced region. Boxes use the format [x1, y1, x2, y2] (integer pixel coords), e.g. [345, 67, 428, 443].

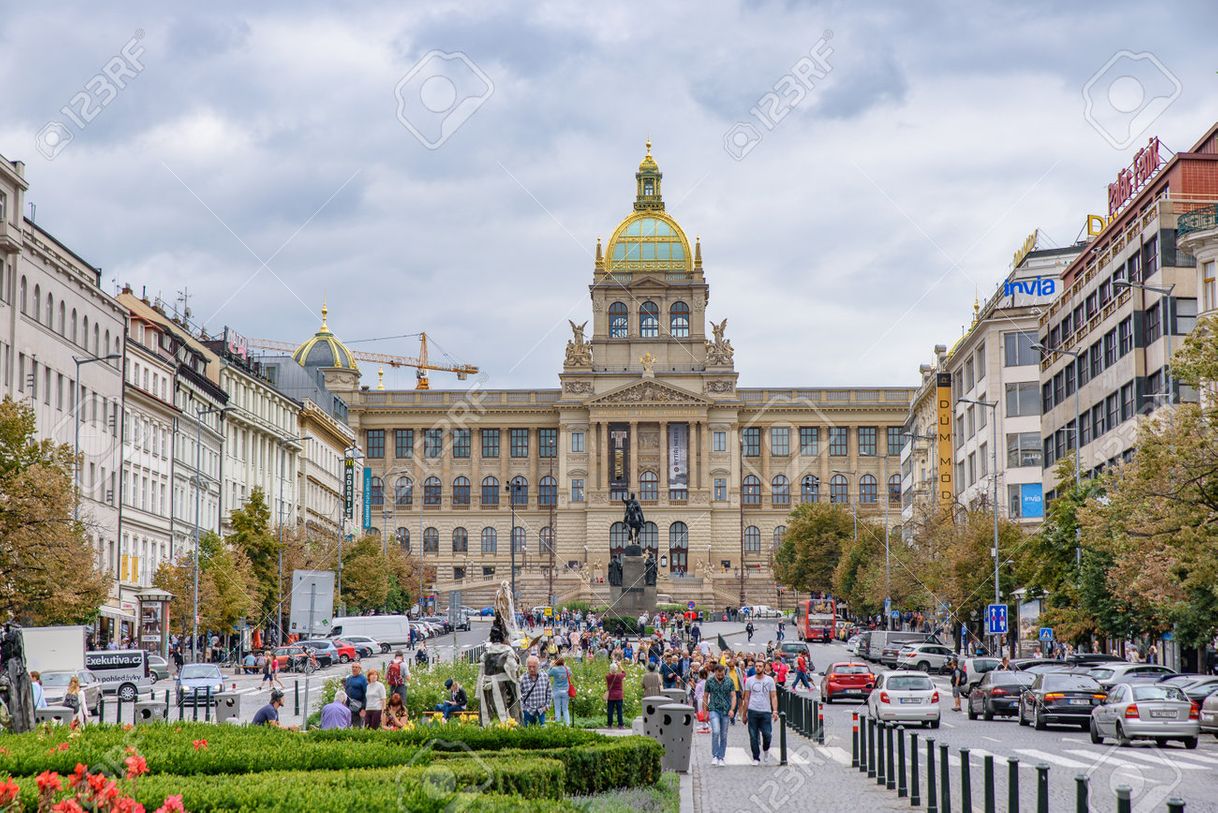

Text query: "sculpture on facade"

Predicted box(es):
[0, 624, 35, 733]
[639, 351, 656, 376]
[608, 555, 623, 587]
[564, 320, 592, 367]
[706, 318, 734, 365]
[477, 582, 521, 726]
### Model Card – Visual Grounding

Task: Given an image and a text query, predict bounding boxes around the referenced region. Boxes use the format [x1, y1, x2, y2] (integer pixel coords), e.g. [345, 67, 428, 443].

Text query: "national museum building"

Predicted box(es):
[302, 145, 914, 607]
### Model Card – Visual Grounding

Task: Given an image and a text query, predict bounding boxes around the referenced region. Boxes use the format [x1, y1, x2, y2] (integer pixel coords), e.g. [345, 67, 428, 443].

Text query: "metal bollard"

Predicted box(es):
[869, 718, 878, 779]
[115, 695, 123, 725]
[877, 721, 887, 786]
[779, 711, 788, 766]
[812, 698, 820, 740]
[852, 711, 860, 768]
[818, 702, 825, 744]
[897, 726, 908, 798]
[983, 754, 994, 813]
[163, 689, 170, 721]
[887, 723, 897, 791]
[294, 680, 300, 716]
[859, 715, 868, 774]
[960, 747, 972, 813]
[1074, 774, 1088, 813]
[1114, 785, 1131, 813]
[926, 738, 938, 813]
[910, 730, 921, 807]
[1008, 758, 1020, 813]
[192, 689, 199, 722]
[940, 743, 951, 813]
[1036, 764, 1050, 813]
[1165, 799, 1185, 813]
[205, 686, 212, 722]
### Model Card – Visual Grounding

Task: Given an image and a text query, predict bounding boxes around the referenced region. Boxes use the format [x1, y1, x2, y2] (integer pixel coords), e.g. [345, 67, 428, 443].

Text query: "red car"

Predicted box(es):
[329, 640, 360, 664]
[820, 662, 876, 704]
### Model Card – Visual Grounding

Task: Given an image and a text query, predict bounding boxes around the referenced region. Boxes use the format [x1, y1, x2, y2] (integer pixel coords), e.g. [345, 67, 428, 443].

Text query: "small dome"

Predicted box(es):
[293, 303, 359, 370]
[605, 212, 692, 274]
[638, 139, 659, 172]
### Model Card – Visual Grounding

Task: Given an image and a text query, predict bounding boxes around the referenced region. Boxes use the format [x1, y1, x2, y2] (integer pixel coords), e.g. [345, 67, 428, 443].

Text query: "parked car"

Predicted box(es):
[960, 657, 1003, 696]
[820, 662, 875, 704]
[333, 638, 374, 659]
[1018, 672, 1107, 730]
[1065, 653, 1127, 667]
[1199, 691, 1218, 739]
[339, 635, 389, 655]
[895, 643, 956, 673]
[967, 671, 1035, 720]
[856, 631, 875, 661]
[328, 615, 412, 648]
[845, 635, 861, 655]
[748, 605, 783, 619]
[296, 639, 338, 667]
[147, 655, 170, 682]
[778, 642, 813, 664]
[479, 607, 495, 617]
[422, 616, 452, 634]
[1087, 663, 1176, 689]
[175, 664, 224, 706]
[1089, 683, 1199, 748]
[1158, 675, 1218, 704]
[1011, 658, 1068, 671]
[866, 670, 940, 727]
[271, 646, 312, 672]
[40, 670, 102, 716]
[868, 632, 940, 667]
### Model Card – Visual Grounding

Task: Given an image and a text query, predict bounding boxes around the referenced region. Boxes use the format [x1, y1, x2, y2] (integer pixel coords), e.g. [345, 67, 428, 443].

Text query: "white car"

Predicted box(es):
[748, 605, 783, 619]
[845, 635, 861, 655]
[340, 634, 389, 654]
[895, 643, 956, 674]
[866, 670, 941, 728]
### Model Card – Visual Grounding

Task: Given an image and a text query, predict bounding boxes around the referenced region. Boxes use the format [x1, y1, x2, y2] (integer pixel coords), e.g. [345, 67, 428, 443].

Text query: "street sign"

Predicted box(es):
[1038, 627, 1054, 641]
[986, 604, 1009, 636]
[687, 601, 696, 610]
[890, 610, 900, 620]
[883, 597, 892, 616]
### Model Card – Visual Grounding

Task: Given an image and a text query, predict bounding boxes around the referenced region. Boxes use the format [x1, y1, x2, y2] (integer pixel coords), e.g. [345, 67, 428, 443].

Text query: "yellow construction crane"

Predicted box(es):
[249, 331, 478, 390]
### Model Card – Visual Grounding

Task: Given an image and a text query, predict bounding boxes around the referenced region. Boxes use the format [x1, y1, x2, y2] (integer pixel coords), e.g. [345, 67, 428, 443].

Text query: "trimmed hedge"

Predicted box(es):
[492, 737, 663, 796]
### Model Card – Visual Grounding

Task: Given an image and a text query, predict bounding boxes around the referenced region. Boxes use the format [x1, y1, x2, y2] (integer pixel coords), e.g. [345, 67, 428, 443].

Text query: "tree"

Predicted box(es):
[0, 397, 109, 624]
[773, 503, 855, 594]
[339, 534, 422, 614]
[226, 488, 277, 624]
[153, 531, 258, 638]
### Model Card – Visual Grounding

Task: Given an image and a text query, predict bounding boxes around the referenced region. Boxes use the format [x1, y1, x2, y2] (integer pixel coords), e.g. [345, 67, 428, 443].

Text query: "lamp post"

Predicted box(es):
[1033, 342, 1083, 567]
[191, 404, 227, 663]
[72, 353, 122, 521]
[275, 435, 310, 646]
[958, 399, 1001, 622]
[1113, 280, 1177, 403]
[505, 480, 521, 603]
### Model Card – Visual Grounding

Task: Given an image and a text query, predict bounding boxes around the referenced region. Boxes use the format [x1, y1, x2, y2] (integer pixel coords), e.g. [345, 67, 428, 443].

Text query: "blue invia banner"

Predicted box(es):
[1020, 483, 1044, 519]
[362, 466, 372, 530]
[1003, 276, 1056, 298]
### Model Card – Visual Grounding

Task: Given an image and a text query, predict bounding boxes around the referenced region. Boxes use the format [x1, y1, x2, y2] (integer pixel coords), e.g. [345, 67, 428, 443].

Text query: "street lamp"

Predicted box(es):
[72, 353, 122, 521]
[505, 480, 521, 603]
[1113, 280, 1177, 403]
[191, 404, 228, 663]
[958, 398, 1001, 628]
[275, 434, 311, 645]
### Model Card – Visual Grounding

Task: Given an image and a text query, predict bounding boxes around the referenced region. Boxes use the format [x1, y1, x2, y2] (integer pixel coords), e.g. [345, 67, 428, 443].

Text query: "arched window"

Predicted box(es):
[640, 470, 659, 501]
[452, 527, 468, 553]
[801, 475, 820, 504]
[33, 285, 41, 321]
[46, 293, 53, 326]
[669, 301, 690, 337]
[423, 476, 441, 506]
[93, 323, 99, 355]
[539, 475, 557, 507]
[772, 474, 790, 506]
[509, 475, 528, 506]
[395, 527, 410, 552]
[609, 301, 628, 337]
[511, 526, 526, 553]
[57, 301, 65, 334]
[70, 308, 77, 343]
[369, 476, 384, 506]
[18, 276, 26, 313]
[744, 525, 761, 553]
[860, 474, 878, 504]
[423, 527, 439, 553]
[104, 329, 110, 356]
[668, 522, 689, 573]
[82, 316, 89, 349]
[639, 301, 659, 337]
[773, 526, 787, 549]
[395, 477, 413, 506]
[888, 474, 902, 505]
[481, 476, 500, 507]
[640, 521, 658, 555]
[452, 476, 471, 506]
[481, 527, 497, 554]
[610, 522, 629, 557]
[830, 474, 849, 504]
[742, 474, 761, 505]
[539, 526, 554, 556]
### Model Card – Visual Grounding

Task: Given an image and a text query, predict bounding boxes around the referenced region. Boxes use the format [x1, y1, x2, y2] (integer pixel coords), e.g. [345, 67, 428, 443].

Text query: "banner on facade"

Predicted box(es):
[1020, 483, 1044, 519]
[936, 373, 954, 511]
[609, 422, 630, 492]
[362, 465, 372, 530]
[344, 457, 355, 519]
[667, 422, 689, 490]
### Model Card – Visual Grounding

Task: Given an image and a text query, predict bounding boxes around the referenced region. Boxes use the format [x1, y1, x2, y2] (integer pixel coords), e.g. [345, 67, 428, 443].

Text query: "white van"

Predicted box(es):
[327, 615, 411, 647]
[84, 650, 154, 701]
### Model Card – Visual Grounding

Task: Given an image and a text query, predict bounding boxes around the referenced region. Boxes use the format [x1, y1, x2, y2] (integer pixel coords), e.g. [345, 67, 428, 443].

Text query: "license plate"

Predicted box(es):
[1150, 710, 1175, 719]
[1068, 699, 1089, 705]
[900, 698, 920, 705]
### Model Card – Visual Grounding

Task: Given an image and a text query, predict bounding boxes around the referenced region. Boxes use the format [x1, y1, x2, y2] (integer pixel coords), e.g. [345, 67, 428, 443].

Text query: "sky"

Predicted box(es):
[3, 1, 1217, 391]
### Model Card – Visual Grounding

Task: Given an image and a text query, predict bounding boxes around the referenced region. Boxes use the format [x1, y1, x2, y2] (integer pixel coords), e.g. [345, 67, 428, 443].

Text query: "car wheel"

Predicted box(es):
[929, 719, 940, 729]
[1183, 736, 1198, 750]
[381, 644, 391, 654]
[118, 684, 137, 702]
[982, 707, 994, 722]
[1089, 719, 1103, 744]
[1116, 722, 1132, 747]
[916, 661, 930, 672]
[967, 703, 978, 721]
[1017, 701, 1029, 727]
[1033, 706, 1047, 731]
[339, 654, 350, 664]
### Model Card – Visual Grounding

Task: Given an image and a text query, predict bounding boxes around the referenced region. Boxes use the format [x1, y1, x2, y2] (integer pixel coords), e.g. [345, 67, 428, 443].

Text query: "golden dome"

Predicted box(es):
[292, 303, 359, 370]
[638, 139, 658, 172]
[604, 211, 692, 275]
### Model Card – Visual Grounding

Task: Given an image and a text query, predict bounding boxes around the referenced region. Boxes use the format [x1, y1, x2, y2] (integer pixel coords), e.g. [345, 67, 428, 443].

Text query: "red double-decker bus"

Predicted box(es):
[796, 598, 837, 642]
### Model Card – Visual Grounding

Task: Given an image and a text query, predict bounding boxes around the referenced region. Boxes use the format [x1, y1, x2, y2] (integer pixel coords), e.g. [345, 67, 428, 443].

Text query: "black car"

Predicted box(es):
[1018, 672, 1107, 730]
[1065, 653, 1126, 667]
[968, 671, 1035, 720]
[1157, 674, 1218, 704]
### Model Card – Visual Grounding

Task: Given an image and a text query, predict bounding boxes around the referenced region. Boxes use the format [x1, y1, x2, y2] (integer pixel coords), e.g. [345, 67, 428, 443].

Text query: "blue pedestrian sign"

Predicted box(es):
[1038, 627, 1054, 642]
[986, 604, 1008, 636]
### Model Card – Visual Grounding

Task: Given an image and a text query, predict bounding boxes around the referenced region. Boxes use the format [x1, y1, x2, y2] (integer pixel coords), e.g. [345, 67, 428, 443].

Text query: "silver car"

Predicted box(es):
[895, 643, 955, 673]
[1090, 683, 1199, 748]
[1087, 663, 1176, 689]
[1200, 690, 1218, 739]
[40, 670, 103, 716]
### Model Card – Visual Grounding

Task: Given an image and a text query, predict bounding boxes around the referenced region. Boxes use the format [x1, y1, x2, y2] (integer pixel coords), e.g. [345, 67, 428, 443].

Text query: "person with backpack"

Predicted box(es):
[792, 652, 812, 691]
[386, 651, 409, 700]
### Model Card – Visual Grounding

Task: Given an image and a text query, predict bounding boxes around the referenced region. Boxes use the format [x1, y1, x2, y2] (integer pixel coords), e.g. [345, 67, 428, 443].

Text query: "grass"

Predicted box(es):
[570, 772, 679, 813]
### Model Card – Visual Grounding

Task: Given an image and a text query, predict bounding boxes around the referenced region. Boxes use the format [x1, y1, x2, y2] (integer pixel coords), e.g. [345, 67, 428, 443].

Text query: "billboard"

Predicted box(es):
[609, 422, 630, 492]
[1020, 483, 1044, 519]
[667, 422, 689, 491]
[362, 465, 372, 530]
[936, 373, 954, 510]
[289, 570, 336, 638]
[344, 457, 355, 519]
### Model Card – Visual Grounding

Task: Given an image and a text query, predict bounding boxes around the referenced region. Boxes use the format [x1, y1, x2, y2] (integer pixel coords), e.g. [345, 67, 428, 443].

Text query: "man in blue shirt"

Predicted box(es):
[344, 663, 368, 728]
[253, 690, 286, 726]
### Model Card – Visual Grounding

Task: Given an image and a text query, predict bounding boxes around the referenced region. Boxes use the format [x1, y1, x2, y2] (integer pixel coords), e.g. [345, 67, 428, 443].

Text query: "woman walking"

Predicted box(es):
[63, 676, 90, 727]
[364, 668, 386, 729]
[548, 656, 572, 726]
[605, 661, 625, 729]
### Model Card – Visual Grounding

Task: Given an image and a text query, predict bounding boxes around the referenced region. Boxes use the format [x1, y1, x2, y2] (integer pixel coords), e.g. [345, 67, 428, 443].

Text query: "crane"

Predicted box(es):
[249, 331, 478, 390]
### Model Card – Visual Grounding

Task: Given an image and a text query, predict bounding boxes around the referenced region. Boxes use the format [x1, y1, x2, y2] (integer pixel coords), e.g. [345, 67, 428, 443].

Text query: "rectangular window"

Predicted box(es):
[799, 427, 819, 456]
[1118, 316, 1133, 356]
[977, 397, 987, 428]
[829, 427, 848, 456]
[1004, 331, 1038, 366]
[1005, 382, 1039, 417]
[713, 431, 727, 452]
[770, 427, 789, 456]
[1053, 372, 1065, 406]
[975, 344, 986, 382]
[366, 429, 385, 459]
[1174, 298, 1197, 334]
[742, 427, 760, 457]
[510, 428, 529, 458]
[858, 426, 877, 456]
[570, 431, 585, 453]
[1144, 301, 1161, 344]
[394, 429, 413, 458]
[979, 443, 988, 477]
[1042, 381, 1053, 413]
[1204, 262, 1216, 312]
[964, 358, 975, 391]
[1144, 234, 1158, 276]
[1064, 363, 1076, 397]
[713, 477, 727, 501]
[956, 413, 965, 441]
[452, 428, 471, 458]
[570, 478, 584, 502]
[1092, 403, 1105, 440]
[1089, 343, 1103, 379]
[1006, 432, 1042, 468]
[967, 453, 976, 485]
[1106, 393, 1120, 430]
[424, 429, 443, 458]
[538, 428, 557, 458]
[1007, 484, 1024, 518]
[481, 429, 500, 458]
[1076, 355, 1089, 387]
[1120, 382, 1134, 421]
[1103, 328, 1117, 368]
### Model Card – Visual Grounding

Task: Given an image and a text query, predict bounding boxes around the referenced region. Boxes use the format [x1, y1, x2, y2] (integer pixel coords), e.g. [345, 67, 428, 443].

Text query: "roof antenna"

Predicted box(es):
[27, 202, 35, 223]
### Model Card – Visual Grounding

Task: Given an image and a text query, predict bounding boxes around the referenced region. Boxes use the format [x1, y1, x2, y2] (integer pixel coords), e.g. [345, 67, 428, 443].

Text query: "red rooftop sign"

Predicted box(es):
[1107, 136, 1163, 217]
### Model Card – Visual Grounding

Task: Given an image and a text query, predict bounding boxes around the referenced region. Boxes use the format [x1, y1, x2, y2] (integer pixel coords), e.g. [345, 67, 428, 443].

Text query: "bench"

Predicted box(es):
[420, 710, 479, 724]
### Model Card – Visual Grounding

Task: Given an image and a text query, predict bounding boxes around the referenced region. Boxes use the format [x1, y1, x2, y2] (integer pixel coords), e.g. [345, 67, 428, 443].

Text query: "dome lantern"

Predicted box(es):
[634, 139, 664, 212]
[292, 302, 359, 370]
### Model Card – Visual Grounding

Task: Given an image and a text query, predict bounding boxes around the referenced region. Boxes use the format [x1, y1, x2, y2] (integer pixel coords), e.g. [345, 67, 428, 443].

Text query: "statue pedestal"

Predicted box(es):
[607, 552, 657, 629]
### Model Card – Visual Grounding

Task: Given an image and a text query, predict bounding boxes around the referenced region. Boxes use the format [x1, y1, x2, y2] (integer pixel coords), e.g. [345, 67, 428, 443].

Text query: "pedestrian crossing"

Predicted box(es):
[935, 744, 1218, 777]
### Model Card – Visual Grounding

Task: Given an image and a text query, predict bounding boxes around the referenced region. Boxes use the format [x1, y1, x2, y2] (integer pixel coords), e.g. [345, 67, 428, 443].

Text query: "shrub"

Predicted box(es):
[495, 737, 663, 796]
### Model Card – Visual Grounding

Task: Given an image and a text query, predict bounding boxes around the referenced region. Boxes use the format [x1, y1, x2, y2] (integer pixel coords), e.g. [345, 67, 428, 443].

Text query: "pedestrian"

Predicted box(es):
[387, 650, 409, 700]
[252, 689, 289, 728]
[792, 653, 812, 691]
[703, 663, 736, 766]
[519, 655, 551, 726]
[661, 653, 680, 689]
[261, 652, 276, 688]
[997, 655, 1012, 671]
[746, 620, 755, 643]
[548, 656, 572, 726]
[344, 663, 368, 728]
[776, 621, 785, 643]
[605, 661, 625, 728]
[741, 661, 778, 765]
[382, 691, 408, 729]
[30, 671, 47, 710]
[949, 657, 965, 711]
[172, 646, 184, 677]
[62, 675, 89, 726]
[642, 661, 663, 697]
[320, 690, 353, 730]
[364, 668, 386, 729]
[434, 678, 468, 721]
[772, 656, 789, 688]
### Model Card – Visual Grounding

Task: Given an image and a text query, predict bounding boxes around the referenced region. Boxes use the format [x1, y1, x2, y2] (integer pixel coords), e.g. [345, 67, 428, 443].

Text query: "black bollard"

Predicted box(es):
[780, 711, 788, 766]
[818, 701, 825, 744]
[1074, 774, 1088, 813]
[877, 721, 887, 786]
[887, 723, 897, 791]
[897, 726, 908, 798]
[205, 686, 212, 722]
[192, 689, 199, 721]
[294, 680, 300, 716]
[99, 694, 106, 723]
[812, 698, 820, 740]
[910, 730, 921, 807]
[1166, 799, 1185, 813]
[852, 711, 860, 768]
[983, 754, 994, 813]
[1114, 786, 1131, 813]
[869, 718, 878, 779]
[940, 743, 951, 813]
[1036, 764, 1050, 813]
[859, 715, 868, 774]
[1008, 758, 1020, 813]
[926, 738, 938, 813]
[163, 689, 170, 721]
[960, 747, 972, 813]
[115, 695, 123, 726]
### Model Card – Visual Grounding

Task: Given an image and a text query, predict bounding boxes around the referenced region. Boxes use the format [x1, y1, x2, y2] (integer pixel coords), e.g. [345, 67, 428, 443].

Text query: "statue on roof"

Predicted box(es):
[706, 318, 734, 366]
[564, 320, 592, 368]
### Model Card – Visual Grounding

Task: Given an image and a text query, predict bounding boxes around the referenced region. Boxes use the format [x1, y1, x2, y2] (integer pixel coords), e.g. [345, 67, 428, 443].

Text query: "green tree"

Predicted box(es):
[0, 397, 109, 624]
[153, 531, 257, 636]
[226, 488, 277, 622]
[773, 503, 855, 594]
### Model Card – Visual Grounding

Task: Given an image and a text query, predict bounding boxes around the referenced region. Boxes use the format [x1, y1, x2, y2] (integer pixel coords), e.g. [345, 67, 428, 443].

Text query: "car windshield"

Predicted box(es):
[888, 676, 933, 690]
[991, 673, 1035, 686]
[180, 665, 220, 679]
[41, 672, 75, 687]
[1088, 669, 1114, 680]
[1044, 675, 1102, 691]
[832, 665, 870, 675]
[972, 659, 1000, 672]
[1131, 686, 1186, 702]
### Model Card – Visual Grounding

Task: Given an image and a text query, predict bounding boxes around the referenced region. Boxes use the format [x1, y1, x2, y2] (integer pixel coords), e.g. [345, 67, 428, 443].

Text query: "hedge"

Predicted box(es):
[492, 737, 663, 796]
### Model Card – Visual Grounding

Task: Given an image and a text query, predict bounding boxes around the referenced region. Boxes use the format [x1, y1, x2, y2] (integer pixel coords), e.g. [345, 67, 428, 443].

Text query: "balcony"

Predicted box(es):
[1178, 204, 1218, 237]
[0, 220, 22, 254]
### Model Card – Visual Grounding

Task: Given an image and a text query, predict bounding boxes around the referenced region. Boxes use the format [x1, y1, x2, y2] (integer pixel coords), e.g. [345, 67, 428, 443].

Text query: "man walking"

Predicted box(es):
[519, 655, 552, 726]
[741, 660, 778, 765]
[792, 652, 812, 692]
[703, 663, 736, 767]
[387, 651, 409, 700]
[746, 620, 755, 643]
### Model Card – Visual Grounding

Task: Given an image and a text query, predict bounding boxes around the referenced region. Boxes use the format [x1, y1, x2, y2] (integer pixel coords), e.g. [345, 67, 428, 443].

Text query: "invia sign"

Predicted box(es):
[1003, 276, 1056, 298]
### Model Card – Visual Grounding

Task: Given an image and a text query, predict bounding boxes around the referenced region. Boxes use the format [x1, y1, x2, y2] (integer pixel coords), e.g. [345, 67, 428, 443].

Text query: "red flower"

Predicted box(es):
[58, 742, 72, 752]
[87, 772, 110, 794]
[37, 770, 63, 793]
[52, 799, 85, 813]
[67, 764, 89, 788]
[113, 797, 146, 813]
[0, 778, 19, 805]
[153, 795, 185, 813]
[124, 754, 148, 779]
[191, 739, 208, 750]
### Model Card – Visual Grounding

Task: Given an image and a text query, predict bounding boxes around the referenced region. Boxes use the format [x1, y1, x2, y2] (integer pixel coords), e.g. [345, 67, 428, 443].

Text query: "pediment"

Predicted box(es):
[588, 379, 712, 406]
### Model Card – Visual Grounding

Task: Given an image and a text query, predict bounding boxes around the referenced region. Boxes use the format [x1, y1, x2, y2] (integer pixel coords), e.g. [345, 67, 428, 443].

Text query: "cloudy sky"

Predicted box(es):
[4, 1, 1216, 391]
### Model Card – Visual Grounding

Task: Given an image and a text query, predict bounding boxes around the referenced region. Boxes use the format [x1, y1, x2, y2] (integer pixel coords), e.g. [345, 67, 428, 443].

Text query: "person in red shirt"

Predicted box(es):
[772, 657, 789, 687]
[792, 653, 812, 691]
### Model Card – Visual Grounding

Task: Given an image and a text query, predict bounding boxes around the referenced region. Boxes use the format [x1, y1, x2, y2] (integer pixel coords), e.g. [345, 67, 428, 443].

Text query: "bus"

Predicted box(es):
[795, 598, 837, 642]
